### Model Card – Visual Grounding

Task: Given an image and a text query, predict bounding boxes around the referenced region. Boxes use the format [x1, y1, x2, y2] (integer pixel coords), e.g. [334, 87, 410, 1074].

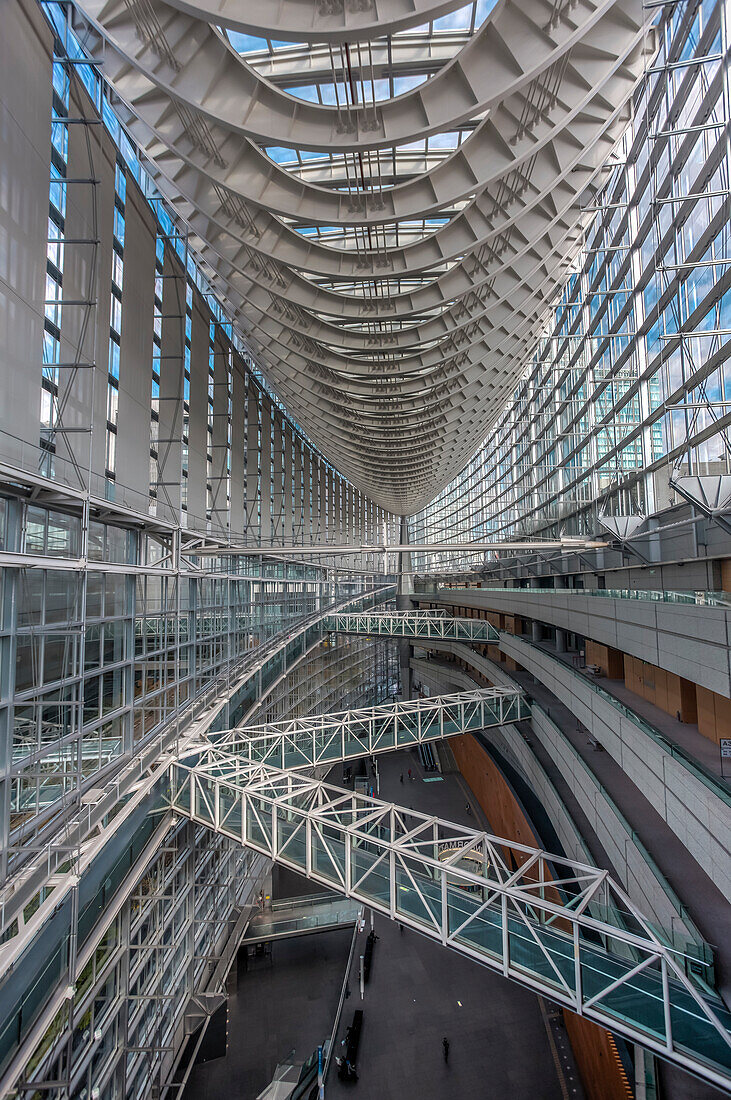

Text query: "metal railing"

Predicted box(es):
[243, 893, 361, 941]
[449, 586, 731, 608]
[505, 634, 731, 807]
[531, 703, 714, 971]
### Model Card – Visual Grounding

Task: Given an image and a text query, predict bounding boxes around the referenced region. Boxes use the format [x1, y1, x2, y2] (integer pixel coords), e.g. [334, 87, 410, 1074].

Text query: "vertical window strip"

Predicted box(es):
[40, 56, 70, 477]
[149, 233, 164, 513]
[206, 321, 215, 522]
[181, 281, 192, 516]
[105, 161, 126, 497]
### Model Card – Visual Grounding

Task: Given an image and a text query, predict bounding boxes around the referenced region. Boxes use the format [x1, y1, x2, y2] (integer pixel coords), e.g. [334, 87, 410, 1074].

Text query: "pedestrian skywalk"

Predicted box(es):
[168, 691, 731, 1091]
[204, 688, 527, 770]
[324, 611, 499, 643]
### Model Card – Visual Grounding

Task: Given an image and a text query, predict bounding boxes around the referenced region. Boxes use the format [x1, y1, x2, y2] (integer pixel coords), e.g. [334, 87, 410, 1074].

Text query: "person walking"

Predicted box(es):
[399, 773, 404, 784]
[442, 1037, 450, 1063]
[407, 767, 412, 781]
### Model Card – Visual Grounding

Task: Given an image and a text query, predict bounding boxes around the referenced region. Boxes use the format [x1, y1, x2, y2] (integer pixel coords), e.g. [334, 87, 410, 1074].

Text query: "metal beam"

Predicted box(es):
[189, 539, 610, 557]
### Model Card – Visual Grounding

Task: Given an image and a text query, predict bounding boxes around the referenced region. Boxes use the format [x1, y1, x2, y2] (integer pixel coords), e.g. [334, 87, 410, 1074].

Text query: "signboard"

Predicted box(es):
[721, 738, 731, 779]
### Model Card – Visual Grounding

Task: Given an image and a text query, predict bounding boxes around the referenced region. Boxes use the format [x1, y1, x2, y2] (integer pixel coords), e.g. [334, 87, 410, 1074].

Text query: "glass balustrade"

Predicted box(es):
[466, 588, 731, 608]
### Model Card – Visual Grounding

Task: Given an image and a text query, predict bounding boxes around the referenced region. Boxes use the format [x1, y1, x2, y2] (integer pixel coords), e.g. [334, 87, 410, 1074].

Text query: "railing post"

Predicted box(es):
[661, 955, 673, 1052]
[345, 826, 352, 897]
[271, 796, 278, 860]
[502, 893, 510, 977]
[441, 869, 448, 945]
[573, 922, 583, 1012]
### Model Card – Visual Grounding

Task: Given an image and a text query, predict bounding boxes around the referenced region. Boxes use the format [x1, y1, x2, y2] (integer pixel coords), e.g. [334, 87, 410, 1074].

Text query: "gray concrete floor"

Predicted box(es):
[183, 926, 353, 1100]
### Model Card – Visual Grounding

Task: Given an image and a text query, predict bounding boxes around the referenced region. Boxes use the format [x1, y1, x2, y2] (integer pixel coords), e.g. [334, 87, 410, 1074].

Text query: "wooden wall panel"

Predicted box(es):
[624, 655, 697, 724]
[697, 685, 731, 744]
[449, 733, 541, 860]
[721, 558, 731, 592]
[563, 1012, 633, 1100]
[504, 614, 524, 634]
[586, 641, 623, 678]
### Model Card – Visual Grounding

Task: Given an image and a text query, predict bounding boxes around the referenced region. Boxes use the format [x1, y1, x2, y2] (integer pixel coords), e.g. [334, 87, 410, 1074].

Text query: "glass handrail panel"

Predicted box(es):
[350, 843, 390, 903]
[193, 777, 216, 825]
[668, 990, 731, 1072]
[579, 945, 667, 1043]
[507, 913, 575, 995]
[394, 862, 441, 927]
[246, 797, 272, 848]
[462, 587, 731, 608]
[277, 812, 308, 870]
[282, 744, 313, 769]
[447, 888, 503, 959]
[218, 782, 242, 838]
[310, 828, 346, 884]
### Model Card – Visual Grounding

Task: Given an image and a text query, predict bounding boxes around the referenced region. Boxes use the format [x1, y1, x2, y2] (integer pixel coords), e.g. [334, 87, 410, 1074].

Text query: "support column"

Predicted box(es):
[397, 516, 414, 701]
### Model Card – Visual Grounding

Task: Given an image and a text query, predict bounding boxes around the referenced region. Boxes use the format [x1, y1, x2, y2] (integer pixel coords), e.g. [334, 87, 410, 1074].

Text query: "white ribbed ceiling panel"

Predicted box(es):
[71, 0, 655, 513]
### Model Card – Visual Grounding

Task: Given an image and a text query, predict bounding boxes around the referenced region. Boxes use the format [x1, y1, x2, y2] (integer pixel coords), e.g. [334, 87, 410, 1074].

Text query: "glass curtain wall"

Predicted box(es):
[410, 0, 731, 572]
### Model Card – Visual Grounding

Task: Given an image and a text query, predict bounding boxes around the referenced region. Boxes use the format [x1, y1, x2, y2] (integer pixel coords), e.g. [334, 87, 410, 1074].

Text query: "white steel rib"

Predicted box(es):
[69, 0, 657, 512]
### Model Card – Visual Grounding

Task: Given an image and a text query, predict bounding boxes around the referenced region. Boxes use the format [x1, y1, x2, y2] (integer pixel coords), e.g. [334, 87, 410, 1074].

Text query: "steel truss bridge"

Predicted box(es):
[169, 693, 731, 1090]
[203, 687, 527, 769]
[324, 610, 499, 643]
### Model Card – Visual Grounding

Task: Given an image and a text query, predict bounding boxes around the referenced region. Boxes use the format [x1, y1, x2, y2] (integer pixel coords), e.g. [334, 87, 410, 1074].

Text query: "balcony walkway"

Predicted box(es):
[584, 665, 728, 784]
[504, 650, 731, 989]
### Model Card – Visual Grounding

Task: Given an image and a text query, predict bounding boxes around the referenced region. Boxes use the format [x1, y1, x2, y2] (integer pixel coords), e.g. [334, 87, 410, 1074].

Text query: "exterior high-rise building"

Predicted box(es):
[0, 0, 730, 1097]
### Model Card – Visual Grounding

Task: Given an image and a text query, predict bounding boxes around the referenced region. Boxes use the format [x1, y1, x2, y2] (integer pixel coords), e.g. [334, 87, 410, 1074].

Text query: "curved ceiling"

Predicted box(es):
[71, 0, 654, 514]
